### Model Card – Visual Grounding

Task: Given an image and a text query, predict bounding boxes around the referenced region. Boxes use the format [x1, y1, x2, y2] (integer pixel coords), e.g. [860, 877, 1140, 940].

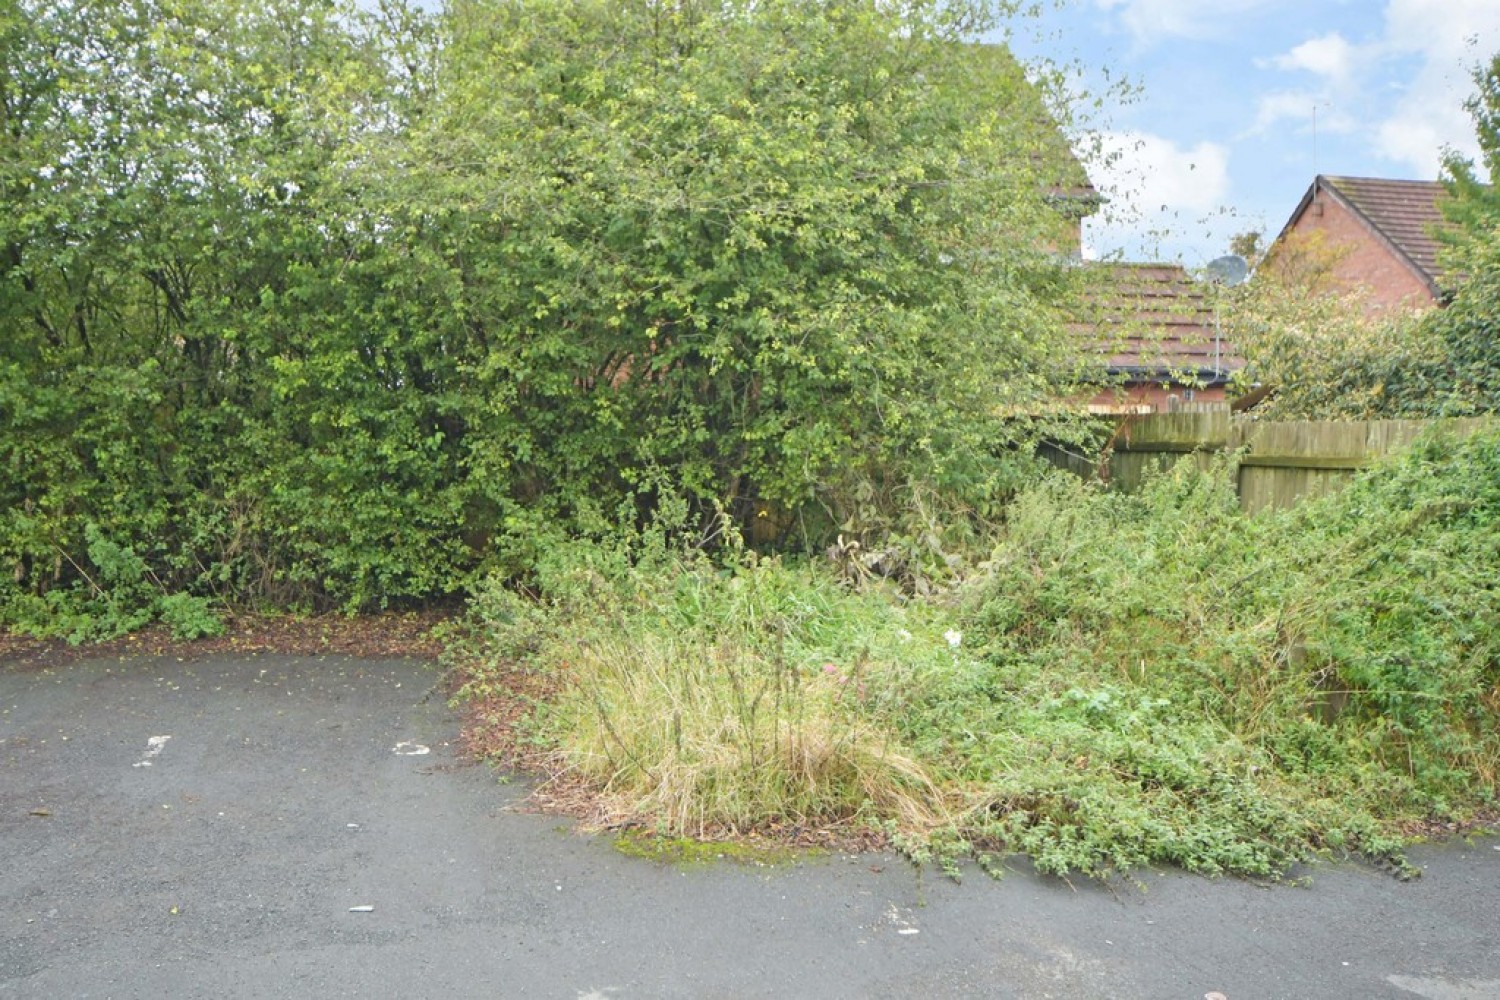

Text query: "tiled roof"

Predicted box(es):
[1320, 176, 1452, 291]
[1075, 263, 1241, 384]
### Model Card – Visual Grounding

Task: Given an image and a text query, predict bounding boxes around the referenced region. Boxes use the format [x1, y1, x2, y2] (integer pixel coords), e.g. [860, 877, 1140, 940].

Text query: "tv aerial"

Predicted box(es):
[1198, 254, 1249, 378]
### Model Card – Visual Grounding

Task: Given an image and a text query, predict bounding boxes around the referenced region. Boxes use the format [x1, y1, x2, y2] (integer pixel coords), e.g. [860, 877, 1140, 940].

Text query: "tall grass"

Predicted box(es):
[461, 538, 959, 837]
[456, 427, 1500, 878]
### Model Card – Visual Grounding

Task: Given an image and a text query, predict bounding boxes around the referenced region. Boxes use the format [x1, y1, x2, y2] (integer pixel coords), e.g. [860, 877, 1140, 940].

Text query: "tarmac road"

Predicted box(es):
[2, 653, 1498, 1000]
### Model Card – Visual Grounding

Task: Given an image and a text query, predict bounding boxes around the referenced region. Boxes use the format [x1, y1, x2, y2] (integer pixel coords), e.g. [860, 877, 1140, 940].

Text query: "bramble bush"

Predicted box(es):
[457, 427, 1500, 879]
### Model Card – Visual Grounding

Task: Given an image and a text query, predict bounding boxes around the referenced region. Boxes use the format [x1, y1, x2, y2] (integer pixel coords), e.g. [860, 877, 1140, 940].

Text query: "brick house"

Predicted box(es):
[1264, 175, 1453, 312]
[1077, 263, 1242, 414]
[973, 45, 1246, 415]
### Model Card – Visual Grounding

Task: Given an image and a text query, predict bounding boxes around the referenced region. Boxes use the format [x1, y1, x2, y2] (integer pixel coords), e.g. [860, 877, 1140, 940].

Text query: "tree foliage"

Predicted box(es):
[1, 0, 1093, 631]
[2, 0, 442, 627]
[1433, 51, 1500, 412]
[394, 1, 1087, 534]
[1226, 232, 1446, 419]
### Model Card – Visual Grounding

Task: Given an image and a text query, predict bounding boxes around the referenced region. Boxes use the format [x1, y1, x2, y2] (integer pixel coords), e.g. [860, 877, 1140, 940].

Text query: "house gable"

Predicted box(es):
[1266, 175, 1451, 312]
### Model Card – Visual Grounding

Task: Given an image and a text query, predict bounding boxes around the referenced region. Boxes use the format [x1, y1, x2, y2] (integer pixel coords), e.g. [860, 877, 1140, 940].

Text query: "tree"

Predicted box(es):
[0, 0, 455, 623]
[1432, 52, 1500, 413]
[2, 0, 1097, 630]
[378, 0, 1090, 544]
[1229, 54, 1500, 421]
[1228, 230, 1264, 268]
[1225, 231, 1444, 419]
[1442, 53, 1500, 237]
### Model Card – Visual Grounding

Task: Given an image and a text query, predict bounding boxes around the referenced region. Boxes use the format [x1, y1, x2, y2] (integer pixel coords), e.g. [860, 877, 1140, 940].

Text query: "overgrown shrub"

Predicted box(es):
[2, 0, 1100, 638]
[937, 429, 1500, 876]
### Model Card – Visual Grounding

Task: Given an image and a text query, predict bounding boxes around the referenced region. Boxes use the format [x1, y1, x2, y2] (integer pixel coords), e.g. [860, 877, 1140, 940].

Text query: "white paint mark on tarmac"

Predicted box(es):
[132, 735, 172, 768]
[1388, 975, 1500, 999]
[392, 741, 429, 756]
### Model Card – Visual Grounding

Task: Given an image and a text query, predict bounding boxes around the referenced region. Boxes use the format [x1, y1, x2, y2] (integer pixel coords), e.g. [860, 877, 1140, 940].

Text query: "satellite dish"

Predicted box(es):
[1202, 254, 1250, 287]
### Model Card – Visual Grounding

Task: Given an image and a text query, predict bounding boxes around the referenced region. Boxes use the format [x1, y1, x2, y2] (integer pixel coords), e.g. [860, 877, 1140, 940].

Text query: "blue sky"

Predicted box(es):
[996, 0, 1500, 266]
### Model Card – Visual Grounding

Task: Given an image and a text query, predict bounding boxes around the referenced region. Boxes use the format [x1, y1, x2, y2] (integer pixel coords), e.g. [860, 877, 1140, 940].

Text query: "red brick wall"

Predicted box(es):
[1280, 191, 1435, 313]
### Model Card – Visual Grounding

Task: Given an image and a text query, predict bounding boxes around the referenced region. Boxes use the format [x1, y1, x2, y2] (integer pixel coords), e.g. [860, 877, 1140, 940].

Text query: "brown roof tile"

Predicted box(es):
[1074, 263, 1241, 383]
[1321, 176, 1453, 290]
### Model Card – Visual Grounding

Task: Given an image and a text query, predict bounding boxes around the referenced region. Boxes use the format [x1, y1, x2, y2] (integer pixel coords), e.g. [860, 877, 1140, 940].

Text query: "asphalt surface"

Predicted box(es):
[3, 653, 1498, 1000]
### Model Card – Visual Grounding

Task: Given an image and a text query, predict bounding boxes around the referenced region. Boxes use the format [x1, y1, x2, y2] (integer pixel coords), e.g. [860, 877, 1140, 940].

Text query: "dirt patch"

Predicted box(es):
[1397, 811, 1500, 842]
[0, 610, 451, 671]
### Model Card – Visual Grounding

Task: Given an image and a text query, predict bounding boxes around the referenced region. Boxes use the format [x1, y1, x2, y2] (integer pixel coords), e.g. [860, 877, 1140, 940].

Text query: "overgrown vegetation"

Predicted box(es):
[458, 427, 1500, 879]
[457, 495, 961, 838]
[10, 0, 1499, 885]
[1, 0, 1097, 638]
[1226, 232, 1448, 420]
[1431, 51, 1500, 413]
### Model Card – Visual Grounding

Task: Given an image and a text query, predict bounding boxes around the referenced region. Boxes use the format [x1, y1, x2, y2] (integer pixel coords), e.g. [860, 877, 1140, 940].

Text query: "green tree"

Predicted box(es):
[378, 0, 1091, 546]
[1226, 231, 1445, 419]
[1229, 54, 1500, 421]
[0, 0, 453, 624]
[1434, 51, 1500, 412]
[2, 0, 1097, 631]
[1227, 230, 1264, 267]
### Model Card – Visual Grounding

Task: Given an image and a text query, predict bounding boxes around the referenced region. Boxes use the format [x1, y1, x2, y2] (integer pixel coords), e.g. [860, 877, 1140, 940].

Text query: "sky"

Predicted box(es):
[996, 0, 1500, 266]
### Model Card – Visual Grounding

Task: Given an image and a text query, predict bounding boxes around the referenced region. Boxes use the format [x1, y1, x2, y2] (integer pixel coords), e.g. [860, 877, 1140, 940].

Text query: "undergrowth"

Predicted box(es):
[454, 427, 1500, 880]
[458, 512, 961, 837]
[4, 523, 227, 643]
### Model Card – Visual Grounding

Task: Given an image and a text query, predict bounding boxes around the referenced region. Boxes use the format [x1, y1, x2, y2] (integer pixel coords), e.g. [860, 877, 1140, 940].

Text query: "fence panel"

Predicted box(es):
[1107, 411, 1229, 492]
[1097, 415, 1493, 511]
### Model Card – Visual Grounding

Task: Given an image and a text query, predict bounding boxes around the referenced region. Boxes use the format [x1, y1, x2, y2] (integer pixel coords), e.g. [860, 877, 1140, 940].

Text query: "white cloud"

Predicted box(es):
[1382, 0, 1499, 62]
[1096, 0, 1278, 45]
[1092, 132, 1231, 215]
[1369, 0, 1500, 173]
[1267, 32, 1357, 85]
[1084, 131, 1233, 261]
[1248, 2, 1500, 175]
[1250, 90, 1357, 136]
[1375, 114, 1464, 175]
[1075, 0, 1500, 258]
[1251, 32, 1370, 137]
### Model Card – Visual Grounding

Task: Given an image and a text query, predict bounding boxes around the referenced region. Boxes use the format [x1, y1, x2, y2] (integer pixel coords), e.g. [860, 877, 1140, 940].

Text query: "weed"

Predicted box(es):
[4, 524, 226, 643]
[455, 428, 1500, 880]
[157, 593, 228, 641]
[465, 532, 958, 838]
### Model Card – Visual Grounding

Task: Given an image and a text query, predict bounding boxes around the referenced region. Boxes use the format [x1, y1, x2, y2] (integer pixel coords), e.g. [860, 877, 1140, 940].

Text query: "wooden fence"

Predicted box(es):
[1049, 411, 1494, 512]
